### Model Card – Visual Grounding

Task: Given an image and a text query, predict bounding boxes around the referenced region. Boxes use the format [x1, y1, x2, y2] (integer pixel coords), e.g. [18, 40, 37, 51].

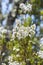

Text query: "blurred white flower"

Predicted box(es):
[12, 24, 35, 40]
[0, 26, 4, 30]
[20, 3, 26, 9]
[2, 52, 5, 56]
[13, 47, 16, 50]
[0, 23, 35, 40]
[1, 29, 7, 34]
[9, 61, 20, 65]
[20, 3, 27, 12]
[31, 24, 36, 30]
[0, 34, 3, 38]
[2, 63, 6, 65]
[15, 19, 21, 26]
[8, 62, 13, 65]
[20, 3, 32, 13]
[29, 29, 35, 36]
[16, 54, 20, 57]
[12, 47, 20, 52]
[8, 56, 13, 62]
[27, 4, 32, 12]
[16, 48, 20, 52]
[12, 9, 16, 17]
[16, 32, 22, 40]
[37, 50, 43, 58]
[12, 31, 16, 39]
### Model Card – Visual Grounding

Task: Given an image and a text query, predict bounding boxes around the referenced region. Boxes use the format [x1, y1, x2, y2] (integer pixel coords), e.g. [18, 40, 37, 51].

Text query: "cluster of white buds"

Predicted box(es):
[15, 19, 21, 26]
[8, 61, 20, 65]
[8, 56, 13, 62]
[0, 26, 11, 38]
[0, 23, 36, 41]
[0, 26, 7, 38]
[12, 24, 36, 40]
[20, 3, 32, 13]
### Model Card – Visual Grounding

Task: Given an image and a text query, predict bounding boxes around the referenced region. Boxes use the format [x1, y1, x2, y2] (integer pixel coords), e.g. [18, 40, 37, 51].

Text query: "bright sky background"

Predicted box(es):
[1, 0, 13, 15]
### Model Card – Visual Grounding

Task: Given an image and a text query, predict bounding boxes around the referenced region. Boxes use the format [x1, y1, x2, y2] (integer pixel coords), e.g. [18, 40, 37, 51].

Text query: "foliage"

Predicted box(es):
[0, 0, 43, 65]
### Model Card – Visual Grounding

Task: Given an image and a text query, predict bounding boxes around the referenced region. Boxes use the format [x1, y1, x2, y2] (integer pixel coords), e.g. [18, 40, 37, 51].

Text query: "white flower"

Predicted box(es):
[29, 29, 35, 36]
[1, 29, 7, 34]
[20, 3, 32, 13]
[13, 47, 20, 51]
[15, 19, 21, 26]
[16, 63, 20, 65]
[31, 24, 36, 30]
[8, 56, 13, 62]
[12, 13, 16, 17]
[16, 54, 20, 57]
[12, 25, 35, 40]
[2, 63, 6, 65]
[12, 9, 16, 17]
[37, 50, 43, 58]
[20, 3, 27, 12]
[8, 61, 20, 65]
[20, 3, 26, 9]
[16, 32, 22, 40]
[27, 4, 32, 12]
[20, 30, 28, 38]
[16, 48, 20, 51]
[12, 32, 16, 38]
[2, 52, 5, 56]
[13, 47, 16, 50]
[0, 26, 4, 30]
[8, 62, 13, 65]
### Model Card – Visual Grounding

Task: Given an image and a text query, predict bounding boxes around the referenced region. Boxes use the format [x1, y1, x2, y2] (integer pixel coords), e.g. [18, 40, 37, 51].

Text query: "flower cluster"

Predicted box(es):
[0, 26, 11, 38]
[8, 55, 20, 65]
[12, 24, 36, 40]
[2, 63, 6, 65]
[15, 19, 21, 26]
[8, 61, 21, 65]
[8, 56, 13, 62]
[37, 50, 43, 59]
[13, 47, 20, 51]
[0, 22, 36, 41]
[8, 54, 21, 65]
[20, 3, 32, 13]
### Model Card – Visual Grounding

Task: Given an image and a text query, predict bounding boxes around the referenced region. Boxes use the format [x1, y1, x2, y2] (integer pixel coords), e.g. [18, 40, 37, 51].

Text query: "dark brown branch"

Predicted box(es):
[7, 0, 27, 28]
